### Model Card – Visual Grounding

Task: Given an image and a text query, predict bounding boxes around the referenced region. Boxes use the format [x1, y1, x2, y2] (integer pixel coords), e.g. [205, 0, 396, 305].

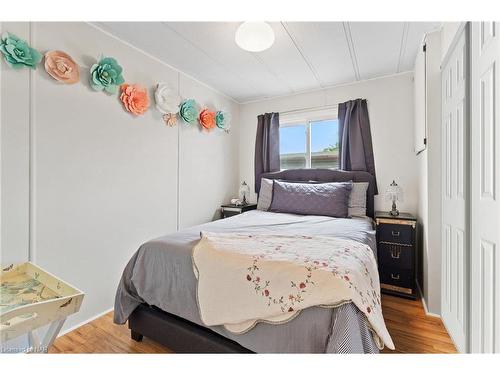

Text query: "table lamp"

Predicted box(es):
[385, 180, 403, 216]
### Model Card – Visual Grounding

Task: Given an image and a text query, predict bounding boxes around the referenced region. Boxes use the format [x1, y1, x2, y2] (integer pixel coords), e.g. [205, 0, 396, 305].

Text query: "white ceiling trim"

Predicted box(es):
[93, 22, 440, 104]
[280, 22, 324, 88]
[88, 22, 240, 104]
[342, 22, 361, 81]
[239, 70, 414, 105]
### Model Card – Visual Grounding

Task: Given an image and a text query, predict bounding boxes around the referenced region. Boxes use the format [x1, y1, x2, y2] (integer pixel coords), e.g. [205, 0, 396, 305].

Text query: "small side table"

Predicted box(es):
[375, 211, 418, 299]
[220, 203, 257, 219]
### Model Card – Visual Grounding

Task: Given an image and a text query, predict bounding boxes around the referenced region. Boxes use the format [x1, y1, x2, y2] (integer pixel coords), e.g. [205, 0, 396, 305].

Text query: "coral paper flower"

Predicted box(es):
[90, 56, 125, 94]
[120, 84, 150, 116]
[179, 99, 198, 124]
[199, 109, 216, 130]
[0, 32, 42, 69]
[44, 50, 80, 84]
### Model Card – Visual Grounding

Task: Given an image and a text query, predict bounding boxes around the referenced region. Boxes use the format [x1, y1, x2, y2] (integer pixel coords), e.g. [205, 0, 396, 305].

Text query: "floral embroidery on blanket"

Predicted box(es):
[242, 235, 381, 315]
[192, 232, 394, 350]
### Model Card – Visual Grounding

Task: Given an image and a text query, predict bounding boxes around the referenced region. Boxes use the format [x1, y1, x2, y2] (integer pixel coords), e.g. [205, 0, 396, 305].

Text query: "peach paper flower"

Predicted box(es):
[120, 83, 150, 116]
[163, 113, 177, 127]
[198, 108, 216, 130]
[44, 50, 80, 84]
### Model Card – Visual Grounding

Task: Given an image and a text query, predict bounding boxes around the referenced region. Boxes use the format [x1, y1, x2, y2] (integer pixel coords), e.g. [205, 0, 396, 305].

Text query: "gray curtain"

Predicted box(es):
[254, 112, 280, 191]
[338, 99, 378, 194]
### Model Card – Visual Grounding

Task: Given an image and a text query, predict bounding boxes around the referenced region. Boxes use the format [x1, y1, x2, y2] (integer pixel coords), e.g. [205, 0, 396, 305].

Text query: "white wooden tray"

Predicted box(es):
[1, 262, 84, 348]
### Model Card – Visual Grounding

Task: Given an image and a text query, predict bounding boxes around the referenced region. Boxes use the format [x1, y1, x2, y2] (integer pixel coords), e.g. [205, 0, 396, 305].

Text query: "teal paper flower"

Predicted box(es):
[90, 56, 125, 94]
[0, 32, 42, 69]
[215, 110, 231, 131]
[179, 99, 198, 124]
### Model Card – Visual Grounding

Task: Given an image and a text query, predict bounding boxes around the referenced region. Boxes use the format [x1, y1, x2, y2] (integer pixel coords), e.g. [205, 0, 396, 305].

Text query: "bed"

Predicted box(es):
[114, 169, 384, 353]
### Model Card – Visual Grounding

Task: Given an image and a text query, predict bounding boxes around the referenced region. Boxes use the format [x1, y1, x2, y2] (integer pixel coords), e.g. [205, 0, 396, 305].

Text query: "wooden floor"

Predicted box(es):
[49, 294, 456, 354]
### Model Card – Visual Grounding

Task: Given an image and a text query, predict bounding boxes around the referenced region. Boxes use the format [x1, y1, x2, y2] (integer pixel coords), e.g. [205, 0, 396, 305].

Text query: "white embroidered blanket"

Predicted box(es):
[192, 232, 394, 350]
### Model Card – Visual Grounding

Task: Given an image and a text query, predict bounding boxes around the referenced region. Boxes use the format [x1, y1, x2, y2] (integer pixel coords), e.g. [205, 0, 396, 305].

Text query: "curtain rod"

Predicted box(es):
[279, 104, 338, 116]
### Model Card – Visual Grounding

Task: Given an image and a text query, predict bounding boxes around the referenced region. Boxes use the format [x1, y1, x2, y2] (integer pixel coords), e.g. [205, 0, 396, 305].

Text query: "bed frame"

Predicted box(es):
[128, 169, 377, 352]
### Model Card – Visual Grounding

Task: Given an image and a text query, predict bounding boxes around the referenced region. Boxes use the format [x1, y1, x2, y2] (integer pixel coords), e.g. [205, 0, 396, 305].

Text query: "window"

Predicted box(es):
[279, 110, 339, 170]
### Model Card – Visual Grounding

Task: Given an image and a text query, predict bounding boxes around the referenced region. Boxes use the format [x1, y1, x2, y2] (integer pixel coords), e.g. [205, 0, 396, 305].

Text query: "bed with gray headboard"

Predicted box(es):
[114, 169, 383, 353]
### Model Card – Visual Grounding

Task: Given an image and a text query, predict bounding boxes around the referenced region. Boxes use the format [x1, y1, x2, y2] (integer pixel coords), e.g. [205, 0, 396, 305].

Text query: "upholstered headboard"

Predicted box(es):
[257, 169, 377, 219]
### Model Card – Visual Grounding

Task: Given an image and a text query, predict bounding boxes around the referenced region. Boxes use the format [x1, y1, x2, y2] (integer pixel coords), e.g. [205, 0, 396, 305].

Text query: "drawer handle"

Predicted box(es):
[391, 248, 401, 259]
[391, 273, 400, 280]
[391, 231, 400, 237]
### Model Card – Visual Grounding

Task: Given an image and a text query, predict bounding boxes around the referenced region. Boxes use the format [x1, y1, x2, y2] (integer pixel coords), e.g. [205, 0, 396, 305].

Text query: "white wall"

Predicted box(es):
[415, 30, 442, 315]
[0, 22, 240, 341]
[239, 72, 417, 214]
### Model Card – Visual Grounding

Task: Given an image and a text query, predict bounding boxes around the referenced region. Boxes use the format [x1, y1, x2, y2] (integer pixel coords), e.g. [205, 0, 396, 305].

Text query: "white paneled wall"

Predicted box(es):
[0, 22, 240, 342]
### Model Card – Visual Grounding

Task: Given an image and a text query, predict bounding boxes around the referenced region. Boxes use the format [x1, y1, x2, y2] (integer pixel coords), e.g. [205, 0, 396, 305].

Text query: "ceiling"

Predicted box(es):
[95, 22, 440, 103]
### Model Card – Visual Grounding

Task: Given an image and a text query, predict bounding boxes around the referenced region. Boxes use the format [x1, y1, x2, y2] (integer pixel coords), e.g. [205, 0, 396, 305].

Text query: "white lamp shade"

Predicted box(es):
[235, 22, 275, 52]
[385, 181, 404, 202]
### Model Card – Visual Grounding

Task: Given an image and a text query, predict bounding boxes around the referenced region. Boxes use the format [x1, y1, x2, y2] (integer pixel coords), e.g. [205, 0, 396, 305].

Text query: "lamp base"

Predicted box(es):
[389, 201, 399, 216]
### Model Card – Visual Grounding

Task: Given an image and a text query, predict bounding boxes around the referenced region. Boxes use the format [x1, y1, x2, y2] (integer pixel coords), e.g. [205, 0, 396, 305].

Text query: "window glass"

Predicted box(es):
[279, 124, 306, 170]
[310, 119, 339, 169]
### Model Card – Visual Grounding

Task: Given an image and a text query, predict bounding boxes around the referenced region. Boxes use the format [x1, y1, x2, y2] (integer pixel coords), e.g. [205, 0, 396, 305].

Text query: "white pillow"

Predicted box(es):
[348, 182, 369, 217]
[257, 178, 273, 211]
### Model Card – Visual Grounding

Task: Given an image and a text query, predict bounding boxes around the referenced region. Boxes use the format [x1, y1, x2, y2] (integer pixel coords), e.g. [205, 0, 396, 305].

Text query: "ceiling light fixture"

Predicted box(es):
[235, 22, 275, 52]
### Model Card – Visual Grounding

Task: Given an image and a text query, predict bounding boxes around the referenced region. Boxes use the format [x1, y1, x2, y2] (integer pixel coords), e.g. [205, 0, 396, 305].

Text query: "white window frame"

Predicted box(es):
[279, 106, 339, 169]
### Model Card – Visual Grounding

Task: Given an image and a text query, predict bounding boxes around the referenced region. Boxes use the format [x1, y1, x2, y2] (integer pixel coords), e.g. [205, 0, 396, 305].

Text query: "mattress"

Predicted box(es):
[114, 210, 380, 353]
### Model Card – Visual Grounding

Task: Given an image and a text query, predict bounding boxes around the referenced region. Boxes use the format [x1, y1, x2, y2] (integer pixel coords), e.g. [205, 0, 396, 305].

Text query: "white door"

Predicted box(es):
[470, 22, 500, 353]
[441, 27, 468, 353]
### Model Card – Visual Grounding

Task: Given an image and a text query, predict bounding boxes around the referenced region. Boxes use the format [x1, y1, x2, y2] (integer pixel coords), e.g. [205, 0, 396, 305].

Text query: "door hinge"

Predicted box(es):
[423, 44, 427, 52]
[424, 137, 427, 145]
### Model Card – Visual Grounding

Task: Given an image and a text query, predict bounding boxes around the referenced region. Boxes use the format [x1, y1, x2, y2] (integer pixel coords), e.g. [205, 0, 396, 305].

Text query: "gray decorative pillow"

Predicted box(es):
[348, 182, 369, 217]
[257, 178, 273, 211]
[269, 181, 353, 218]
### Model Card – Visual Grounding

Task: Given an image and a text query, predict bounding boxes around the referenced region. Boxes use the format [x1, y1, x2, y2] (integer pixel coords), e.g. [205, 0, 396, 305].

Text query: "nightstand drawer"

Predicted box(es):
[220, 203, 257, 219]
[378, 242, 413, 269]
[378, 223, 413, 245]
[380, 267, 413, 291]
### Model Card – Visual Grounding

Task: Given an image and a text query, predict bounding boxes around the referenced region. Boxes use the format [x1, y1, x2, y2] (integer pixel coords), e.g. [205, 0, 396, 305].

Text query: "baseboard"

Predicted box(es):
[416, 282, 441, 318]
[58, 307, 114, 337]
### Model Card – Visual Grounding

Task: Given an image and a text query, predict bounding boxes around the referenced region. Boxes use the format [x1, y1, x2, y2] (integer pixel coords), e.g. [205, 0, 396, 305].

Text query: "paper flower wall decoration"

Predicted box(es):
[120, 83, 150, 116]
[163, 113, 177, 127]
[179, 99, 198, 124]
[215, 110, 231, 132]
[0, 32, 42, 69]
[199, 109, 216, 130]
[155, 83, 180, 114]
[90, 56, 125, 94]
[44, 50, 80, 84]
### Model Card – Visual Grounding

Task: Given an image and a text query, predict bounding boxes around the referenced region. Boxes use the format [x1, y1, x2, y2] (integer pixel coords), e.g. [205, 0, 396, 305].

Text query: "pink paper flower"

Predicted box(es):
[120, 84, 150, 116]
[44, 50, 79, 84]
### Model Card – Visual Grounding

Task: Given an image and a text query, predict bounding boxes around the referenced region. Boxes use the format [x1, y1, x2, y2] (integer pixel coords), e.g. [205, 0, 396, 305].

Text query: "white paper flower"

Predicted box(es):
[154, 83, 180, 114]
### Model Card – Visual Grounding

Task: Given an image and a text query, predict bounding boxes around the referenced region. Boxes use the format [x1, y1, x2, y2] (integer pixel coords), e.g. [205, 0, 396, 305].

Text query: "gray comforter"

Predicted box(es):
[114, 210, 380, 353]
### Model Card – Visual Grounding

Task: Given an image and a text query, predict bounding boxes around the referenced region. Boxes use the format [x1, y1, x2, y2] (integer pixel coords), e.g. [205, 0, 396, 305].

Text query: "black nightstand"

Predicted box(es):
[220, 203, 257, 219]
[375, 211, 418, 300]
